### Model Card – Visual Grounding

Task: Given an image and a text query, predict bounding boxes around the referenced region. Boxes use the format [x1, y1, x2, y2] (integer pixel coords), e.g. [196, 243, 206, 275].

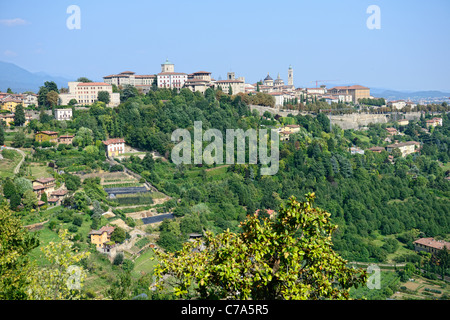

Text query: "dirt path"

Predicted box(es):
[5, 146, 26, 174]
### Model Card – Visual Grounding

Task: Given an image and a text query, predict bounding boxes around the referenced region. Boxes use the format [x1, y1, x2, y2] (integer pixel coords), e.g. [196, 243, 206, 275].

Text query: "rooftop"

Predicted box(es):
[387, 141, 419, 148]
[414, 237, 450, 250]
[103, 138, 125, 145]
[38, 131, 58, 135]
[35, 177, 56, 184]
[77, 82, 111, 86]
[89, 225, 115, 236]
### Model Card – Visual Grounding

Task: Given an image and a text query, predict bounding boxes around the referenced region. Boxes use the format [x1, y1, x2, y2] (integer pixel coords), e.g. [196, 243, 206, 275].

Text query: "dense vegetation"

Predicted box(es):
[76, 87, 448, 264]
[1, 83, 449, 300]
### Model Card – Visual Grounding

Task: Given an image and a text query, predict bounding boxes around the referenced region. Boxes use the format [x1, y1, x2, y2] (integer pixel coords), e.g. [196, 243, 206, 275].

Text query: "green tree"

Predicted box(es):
[46, 90, 59, 107]
[77, 77, 93, 83]
[38, 86, 49, 108]
[22, 189, 38, 210]
[74, 127, 93, 147]
[40, 191, 48, 205]
[26, 229, 90, 300]
[92, 199, 103, 216]
[10, 193, 21, 210]
[2, 179, 16, 199]
[0, 125, 4, 145]
[0, 204, 39, 299]
[14, 177, 32, 197]
[44, 81, 59, 93]
[154, 194, 367, 299]
[14, 104, 26, 126]
[65, 174, 81, 191]
[110, 227, 127, 243]
[97, 91, 110, 104]
[6, 88, 13, 94]
[120, 84, 138, 102]
[12, 129, 26, 148]
[104, 271, 132, 300]
[68, 99, 78, 106]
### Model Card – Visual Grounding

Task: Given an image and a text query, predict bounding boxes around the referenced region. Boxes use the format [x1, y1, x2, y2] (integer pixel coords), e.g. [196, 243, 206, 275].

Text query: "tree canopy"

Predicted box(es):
[154, 194, 367, 300]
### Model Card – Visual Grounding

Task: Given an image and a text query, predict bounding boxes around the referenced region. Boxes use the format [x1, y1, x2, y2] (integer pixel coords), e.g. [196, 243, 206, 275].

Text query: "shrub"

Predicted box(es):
[68, 225, 78, 233]
[113, 253, 124, 265]
[72, 215, 83, 227]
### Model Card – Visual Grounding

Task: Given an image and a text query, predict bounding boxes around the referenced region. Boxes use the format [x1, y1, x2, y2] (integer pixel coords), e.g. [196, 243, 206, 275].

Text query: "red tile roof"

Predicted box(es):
[51, 189, 68, 196]
[215, 80, 244, 83]
[414, 237, 450, 250]
[255, 209, 275, 216]
[35, 177, 55, 184]
[103, 138, 125, 145]
[89, 225, 115, 235]
[134, 75, 156, 78]
[38, 131, 58, 135]
[77, 82, 111, 86]
[387, 141, 419, 148]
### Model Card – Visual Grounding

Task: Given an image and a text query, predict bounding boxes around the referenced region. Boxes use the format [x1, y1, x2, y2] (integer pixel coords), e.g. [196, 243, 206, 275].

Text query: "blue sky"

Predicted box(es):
[0, 0, 449, 91]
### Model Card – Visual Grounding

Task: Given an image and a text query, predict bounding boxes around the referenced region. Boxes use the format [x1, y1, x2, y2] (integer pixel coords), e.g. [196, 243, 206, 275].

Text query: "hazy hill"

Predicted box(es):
[371, 88, 450, 102]
[0, 61, 71, 93]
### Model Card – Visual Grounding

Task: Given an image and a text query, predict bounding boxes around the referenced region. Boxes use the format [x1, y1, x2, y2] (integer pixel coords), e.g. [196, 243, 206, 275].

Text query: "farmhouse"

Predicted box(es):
[89, 225, 115, 248]
[385, 127, 398, 136]
[282, 124, 301, 134]
[279, 131, 292, 141]
[426, 117, 443, 127]
[386, 141, 420, 157]
[413, 238, 450, 254]
[102, 138, 125, 157]
[35, 131, 58, 143]
[32, 177, 56, 198]
[58, 134, 74, 145]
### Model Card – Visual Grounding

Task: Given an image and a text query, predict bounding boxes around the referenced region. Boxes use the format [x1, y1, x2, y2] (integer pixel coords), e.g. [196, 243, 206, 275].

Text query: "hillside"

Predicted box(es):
[0, 61, 71, 93]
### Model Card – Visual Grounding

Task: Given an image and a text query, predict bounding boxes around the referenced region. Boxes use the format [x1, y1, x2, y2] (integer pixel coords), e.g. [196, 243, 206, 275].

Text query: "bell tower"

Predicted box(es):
[288, 65, 294, 86]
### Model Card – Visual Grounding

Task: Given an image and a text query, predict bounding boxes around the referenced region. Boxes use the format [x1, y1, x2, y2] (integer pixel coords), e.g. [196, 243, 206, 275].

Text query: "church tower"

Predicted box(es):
[288, 65, 294, 86]
[161, 58, 175, 73]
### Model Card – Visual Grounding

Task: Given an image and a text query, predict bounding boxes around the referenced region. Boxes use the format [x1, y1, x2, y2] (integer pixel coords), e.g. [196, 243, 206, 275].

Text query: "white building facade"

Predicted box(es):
[59, 82, 120, 107]
[55, 108, 73, 121]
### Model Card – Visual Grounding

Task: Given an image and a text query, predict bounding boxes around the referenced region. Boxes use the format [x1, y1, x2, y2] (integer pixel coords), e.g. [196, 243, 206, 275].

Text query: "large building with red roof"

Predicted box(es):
[327, 85, 370, 103]
[58, 81, 121, 107]
[413, 237, 450, 254]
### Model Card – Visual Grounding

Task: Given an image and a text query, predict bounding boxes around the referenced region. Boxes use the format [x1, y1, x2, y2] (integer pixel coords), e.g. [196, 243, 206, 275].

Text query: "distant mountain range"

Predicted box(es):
[370, 88, 450, 102]
[0, 61, 71, 93]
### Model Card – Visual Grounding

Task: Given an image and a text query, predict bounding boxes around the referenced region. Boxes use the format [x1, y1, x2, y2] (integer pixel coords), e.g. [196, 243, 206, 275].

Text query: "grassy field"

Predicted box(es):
[131, 248, 159, 279]
[29, 162, 53, 179]
[441, 162, 450, 172]
[28, 226, 62, 266]
[0, 149, 22, 178]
